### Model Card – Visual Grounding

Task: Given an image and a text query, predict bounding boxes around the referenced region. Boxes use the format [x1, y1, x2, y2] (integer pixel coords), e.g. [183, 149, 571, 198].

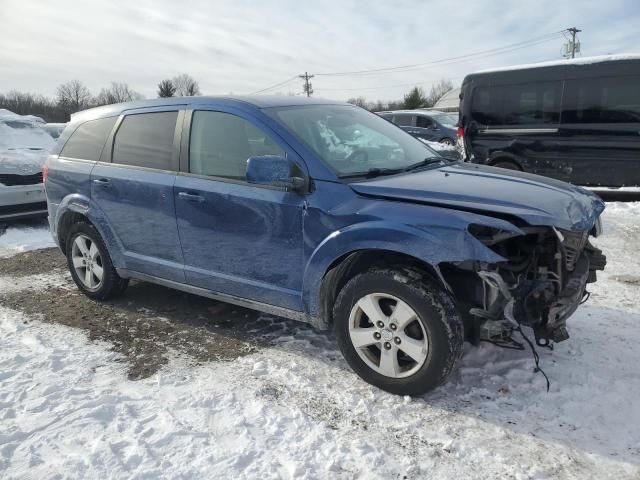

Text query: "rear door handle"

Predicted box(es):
[178, 191, 205, 203]
[93, 178, 111, 188]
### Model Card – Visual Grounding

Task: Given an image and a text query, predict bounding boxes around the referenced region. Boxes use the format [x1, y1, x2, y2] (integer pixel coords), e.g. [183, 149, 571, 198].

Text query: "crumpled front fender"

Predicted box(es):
[302, 207, 523, 319]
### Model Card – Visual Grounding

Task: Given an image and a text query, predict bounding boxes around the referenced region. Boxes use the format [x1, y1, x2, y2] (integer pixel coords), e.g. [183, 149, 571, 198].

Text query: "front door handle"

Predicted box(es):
[93, 178, 111, 188]
[178, 191, 205, 203]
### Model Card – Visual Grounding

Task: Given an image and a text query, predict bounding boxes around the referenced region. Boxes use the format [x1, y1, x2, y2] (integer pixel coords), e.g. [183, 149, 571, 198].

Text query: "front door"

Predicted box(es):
[91, 109, 185, 282]
[174, 109, 306, 310]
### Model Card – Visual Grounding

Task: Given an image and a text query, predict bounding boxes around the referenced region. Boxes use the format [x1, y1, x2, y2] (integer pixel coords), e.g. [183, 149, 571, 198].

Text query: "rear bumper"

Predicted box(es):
[0, 184, 47, 221]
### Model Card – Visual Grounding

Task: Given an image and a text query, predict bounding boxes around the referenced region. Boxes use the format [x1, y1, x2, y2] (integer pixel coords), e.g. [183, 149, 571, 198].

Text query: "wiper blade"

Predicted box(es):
[340, 167, 405, 179]
[404, 157, 445, 172]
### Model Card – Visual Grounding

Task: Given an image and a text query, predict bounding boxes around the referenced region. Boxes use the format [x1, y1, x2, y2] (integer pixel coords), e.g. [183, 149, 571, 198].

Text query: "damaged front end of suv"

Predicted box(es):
[443, 221, 606, 348]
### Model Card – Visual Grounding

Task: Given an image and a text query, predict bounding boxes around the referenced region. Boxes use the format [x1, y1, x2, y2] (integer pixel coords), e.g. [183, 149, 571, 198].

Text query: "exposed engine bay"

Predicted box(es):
[443, 221, 607, 348]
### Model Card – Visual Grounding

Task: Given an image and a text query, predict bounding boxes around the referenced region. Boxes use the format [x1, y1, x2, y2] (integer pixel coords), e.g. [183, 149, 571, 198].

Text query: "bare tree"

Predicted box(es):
[346, 96, 368, 108]
[172, 74, 201, 96]
[94, 82, 144, 106]
[0, 90, 66, 121]
[157, 79, 176, 98]
[425, 79, 453, 108]
[56, 80, 92, 113]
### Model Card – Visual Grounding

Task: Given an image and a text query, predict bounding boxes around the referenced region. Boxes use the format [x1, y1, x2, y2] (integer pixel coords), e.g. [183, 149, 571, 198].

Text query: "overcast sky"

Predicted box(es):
[1, 0, 639, 102]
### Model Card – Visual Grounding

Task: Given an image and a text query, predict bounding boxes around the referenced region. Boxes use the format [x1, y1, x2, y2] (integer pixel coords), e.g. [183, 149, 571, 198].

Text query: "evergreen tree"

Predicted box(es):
[403, 86, 427, 109]
[158, 79, 176, 98]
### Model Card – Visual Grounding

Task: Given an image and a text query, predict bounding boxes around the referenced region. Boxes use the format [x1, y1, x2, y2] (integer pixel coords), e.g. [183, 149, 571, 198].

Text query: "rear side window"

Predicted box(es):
[563, 75, 640, 123]
[189, 111, 285, 180]
[60, 117, 117, 160]
[472, 82, 561, 126]
[416, 116, 433, 128]
[112, 111, 178, 170]
[393, 114, 414, 127]
[503, 81, 561, 125]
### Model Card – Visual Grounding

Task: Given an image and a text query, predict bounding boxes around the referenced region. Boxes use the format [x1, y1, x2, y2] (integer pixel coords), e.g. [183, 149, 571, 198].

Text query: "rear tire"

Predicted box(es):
[333, 267, 464, 395]
[66, 222, 128, 300]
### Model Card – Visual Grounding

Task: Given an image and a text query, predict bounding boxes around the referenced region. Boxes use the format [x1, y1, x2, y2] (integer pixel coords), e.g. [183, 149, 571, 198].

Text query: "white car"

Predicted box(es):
[0, 109, 55, 221]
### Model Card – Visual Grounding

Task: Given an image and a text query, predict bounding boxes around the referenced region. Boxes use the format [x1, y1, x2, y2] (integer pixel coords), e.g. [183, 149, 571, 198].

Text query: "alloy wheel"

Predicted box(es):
[348, 293, 428, 378]
[71, 234, 104, 291]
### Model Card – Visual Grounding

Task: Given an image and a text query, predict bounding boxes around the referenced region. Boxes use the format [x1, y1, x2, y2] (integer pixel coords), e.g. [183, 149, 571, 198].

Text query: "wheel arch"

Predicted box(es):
[318, 249, 443, 329]
[488, 153, 523, 170]
[54, 194, 124, 267]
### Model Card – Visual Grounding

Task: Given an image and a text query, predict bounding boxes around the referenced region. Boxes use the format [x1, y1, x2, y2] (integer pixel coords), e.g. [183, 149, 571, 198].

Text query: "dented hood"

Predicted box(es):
[349, 162, 605, 231]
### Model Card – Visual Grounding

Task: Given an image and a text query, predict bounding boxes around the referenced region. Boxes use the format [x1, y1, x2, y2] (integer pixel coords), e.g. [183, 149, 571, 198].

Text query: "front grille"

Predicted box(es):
[562, 230, 588, 271]
[0, 172, 43, 186]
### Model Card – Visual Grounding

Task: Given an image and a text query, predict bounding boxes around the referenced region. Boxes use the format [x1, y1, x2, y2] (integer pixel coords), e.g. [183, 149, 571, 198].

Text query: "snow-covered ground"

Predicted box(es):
[0, 220, 54, 258]
[1, 204, 639, 479]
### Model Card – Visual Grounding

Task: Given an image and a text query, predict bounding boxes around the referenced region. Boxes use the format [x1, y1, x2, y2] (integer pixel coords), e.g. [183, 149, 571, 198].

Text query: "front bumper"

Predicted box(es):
[0, 183, 47, 221]
[515, 245, 606, 343]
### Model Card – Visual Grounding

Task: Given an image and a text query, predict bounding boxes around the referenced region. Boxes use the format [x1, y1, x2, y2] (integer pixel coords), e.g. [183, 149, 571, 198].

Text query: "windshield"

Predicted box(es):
[432, 113, 458, 127]
[266, 105, 442, 177]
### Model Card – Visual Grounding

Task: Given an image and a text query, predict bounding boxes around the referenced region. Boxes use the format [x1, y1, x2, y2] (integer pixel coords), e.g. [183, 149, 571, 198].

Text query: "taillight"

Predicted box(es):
[42, 163, 49, 182]
[457, 127, 464, 138]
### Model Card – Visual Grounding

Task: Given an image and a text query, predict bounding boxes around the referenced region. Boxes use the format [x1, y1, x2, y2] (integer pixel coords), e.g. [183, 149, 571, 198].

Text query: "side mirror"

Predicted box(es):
[246, 155, 306, 193]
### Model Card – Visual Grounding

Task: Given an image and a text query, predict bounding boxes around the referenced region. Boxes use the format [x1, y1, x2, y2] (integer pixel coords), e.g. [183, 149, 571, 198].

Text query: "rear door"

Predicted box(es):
[91, 108, 185, 282]
[173, 108, 307, 310]
[560, 75, 640, 187]
[392, 114, 418, 137]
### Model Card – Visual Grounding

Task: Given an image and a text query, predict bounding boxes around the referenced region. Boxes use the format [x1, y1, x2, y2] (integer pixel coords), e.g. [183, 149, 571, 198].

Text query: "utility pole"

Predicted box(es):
[565, 27, 582, 58]
[299, 72, 314, 97]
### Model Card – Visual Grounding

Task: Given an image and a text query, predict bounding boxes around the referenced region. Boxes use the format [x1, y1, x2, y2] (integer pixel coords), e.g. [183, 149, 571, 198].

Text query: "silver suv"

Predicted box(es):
[0, 110, 54, 221]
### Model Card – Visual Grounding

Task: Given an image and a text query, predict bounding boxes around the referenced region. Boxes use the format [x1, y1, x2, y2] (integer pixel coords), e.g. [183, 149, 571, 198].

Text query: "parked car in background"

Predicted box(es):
[377, 109, 458, 145]
[46, 96, 605, 395]
[0, 109, 54, 221]
[458, 54, 640, 186]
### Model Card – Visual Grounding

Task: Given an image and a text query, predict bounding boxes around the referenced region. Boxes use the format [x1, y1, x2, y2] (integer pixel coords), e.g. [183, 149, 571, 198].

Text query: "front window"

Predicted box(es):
[266, 105, 442, 177]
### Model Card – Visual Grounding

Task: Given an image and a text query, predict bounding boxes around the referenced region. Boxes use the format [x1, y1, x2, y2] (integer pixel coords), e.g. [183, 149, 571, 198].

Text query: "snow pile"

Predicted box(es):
[0, 108, 45, 125]
[0, 204, 639, 478]
[0, 109, 55, 173]
[0, 115, 54, 151]
[417, 137, 456, 151]
[0, 221, 55, 258]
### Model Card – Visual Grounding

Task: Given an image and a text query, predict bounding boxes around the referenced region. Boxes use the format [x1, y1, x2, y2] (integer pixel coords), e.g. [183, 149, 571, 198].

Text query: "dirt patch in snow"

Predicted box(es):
[0, 247, 64, 276]
[0, 248, 321, 380]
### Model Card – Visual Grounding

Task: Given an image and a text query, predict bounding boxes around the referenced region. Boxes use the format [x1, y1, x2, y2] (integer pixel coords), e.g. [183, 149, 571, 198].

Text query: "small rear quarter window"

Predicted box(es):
[60, 117, 117, 160]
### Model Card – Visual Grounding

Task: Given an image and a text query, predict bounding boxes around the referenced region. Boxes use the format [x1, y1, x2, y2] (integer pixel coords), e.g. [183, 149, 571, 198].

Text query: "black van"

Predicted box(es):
[458, 55, 640, 186]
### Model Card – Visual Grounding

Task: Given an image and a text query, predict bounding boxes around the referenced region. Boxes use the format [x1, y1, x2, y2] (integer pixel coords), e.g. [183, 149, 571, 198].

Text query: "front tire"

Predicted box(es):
[66, 222, 128, 300]
[333, 268, 464, 395]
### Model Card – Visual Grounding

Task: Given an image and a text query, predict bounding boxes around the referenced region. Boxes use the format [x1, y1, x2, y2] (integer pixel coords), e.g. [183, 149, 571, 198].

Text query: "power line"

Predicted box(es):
[318, 75, 466, 92]
[250, 29, 570, 96]
[314, 30, 567, 77]
[315, 36, 564, 92]
[249, 75, 298, 95]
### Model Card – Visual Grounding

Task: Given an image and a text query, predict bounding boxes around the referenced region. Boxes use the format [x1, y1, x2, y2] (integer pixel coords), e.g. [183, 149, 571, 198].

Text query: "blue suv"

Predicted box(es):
[45, 96, 606, 395]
